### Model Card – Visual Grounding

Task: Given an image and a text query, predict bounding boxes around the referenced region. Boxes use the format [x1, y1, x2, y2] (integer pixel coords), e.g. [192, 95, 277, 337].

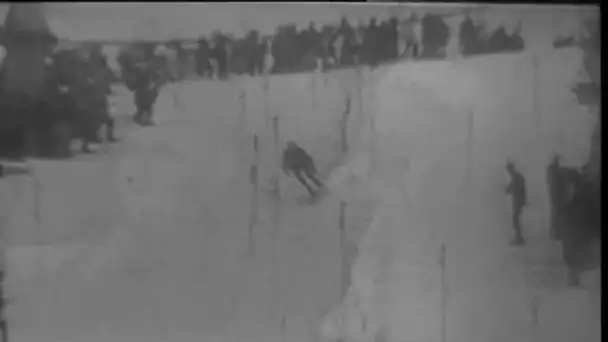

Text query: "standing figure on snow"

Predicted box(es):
[553, 169, 600, 286]
[132, 61, 164, 127]
[282, 141, 325, 199]
[87, 46, 118, 143]
[504, 161, 527, 246]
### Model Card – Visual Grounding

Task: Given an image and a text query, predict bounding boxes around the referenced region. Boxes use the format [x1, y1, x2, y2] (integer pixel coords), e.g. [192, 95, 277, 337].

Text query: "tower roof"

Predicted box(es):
[4, 4, 54, 37]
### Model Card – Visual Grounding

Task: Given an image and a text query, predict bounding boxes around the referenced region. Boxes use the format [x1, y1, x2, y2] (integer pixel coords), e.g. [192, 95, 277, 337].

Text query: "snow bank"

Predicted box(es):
[320, 48, 598, 342]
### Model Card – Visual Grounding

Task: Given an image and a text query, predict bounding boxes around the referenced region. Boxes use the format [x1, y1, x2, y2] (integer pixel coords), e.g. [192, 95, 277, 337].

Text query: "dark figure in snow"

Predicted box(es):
[504, 161, 527, 246]
[547, 162, 601, 286]
[48, 50, 106, 155]
[553, 168, 601, 286]
[210, 37, 228, 79]
[88, 46, 118, 143]
[282, 141, 325, 198]
[195, 37, 212, 78]
[132, 62, 164, 127]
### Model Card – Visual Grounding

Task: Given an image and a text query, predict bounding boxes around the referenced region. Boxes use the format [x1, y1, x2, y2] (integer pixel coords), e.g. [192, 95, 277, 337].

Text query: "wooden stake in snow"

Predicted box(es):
[439, 244, 448, 342]
[248, 134, 260, 256]
[339, 201, 348, 299]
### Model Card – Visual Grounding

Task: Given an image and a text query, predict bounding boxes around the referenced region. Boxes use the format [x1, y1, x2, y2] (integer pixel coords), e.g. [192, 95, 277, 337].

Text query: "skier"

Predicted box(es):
[504, 161, 527, 245]
[282, 141, 325, 199]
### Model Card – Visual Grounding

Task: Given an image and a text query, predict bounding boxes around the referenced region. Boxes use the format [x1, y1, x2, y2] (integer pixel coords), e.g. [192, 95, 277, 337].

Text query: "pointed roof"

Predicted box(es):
[4, 3, 53, 37]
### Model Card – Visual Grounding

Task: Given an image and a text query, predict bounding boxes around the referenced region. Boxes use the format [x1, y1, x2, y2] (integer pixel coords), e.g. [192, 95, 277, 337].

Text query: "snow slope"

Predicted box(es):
[0, 47, 598, 342]
[2, 74, 364, 341]
[320, 48, 600, 342]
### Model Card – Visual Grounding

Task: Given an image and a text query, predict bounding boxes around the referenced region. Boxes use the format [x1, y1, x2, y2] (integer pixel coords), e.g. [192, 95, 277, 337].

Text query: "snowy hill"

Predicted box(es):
[2, 69, 355, 341]
[320, 47, 599, 342]
[0, 46, 598, 341]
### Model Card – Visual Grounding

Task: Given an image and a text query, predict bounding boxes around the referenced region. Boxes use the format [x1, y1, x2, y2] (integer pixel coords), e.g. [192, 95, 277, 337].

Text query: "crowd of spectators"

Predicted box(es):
[119, 13, 533, 81]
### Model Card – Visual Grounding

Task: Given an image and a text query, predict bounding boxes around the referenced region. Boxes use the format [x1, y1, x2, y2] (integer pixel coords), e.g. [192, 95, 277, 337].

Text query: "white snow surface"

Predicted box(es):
[2, 77, 353, 341]
[320, 48, 600, 342]
[0, 47, 600, 342]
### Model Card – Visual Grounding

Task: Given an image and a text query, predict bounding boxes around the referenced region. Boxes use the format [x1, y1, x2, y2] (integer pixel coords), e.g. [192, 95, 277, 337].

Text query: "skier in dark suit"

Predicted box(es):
[132, 62, 164, 127]
[282, 141, 324, 199]
[505, 161, 527, 245]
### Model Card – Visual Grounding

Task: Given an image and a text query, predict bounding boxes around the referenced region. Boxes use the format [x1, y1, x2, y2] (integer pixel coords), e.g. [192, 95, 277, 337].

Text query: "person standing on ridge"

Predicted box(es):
[504, 161, 527, 246]
[282, 141, 325, 199]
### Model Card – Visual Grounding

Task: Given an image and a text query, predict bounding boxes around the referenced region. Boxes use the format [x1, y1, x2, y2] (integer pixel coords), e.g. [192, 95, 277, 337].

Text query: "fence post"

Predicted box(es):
[248, 134, 259, 256]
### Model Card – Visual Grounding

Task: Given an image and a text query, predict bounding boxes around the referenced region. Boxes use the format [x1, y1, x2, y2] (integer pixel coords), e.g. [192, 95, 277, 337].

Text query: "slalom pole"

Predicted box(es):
[271, 116, 280, 198]
[439, 244, 448, 342]
[239, 88, 247, 162]
[248, 134, 260, 256]
[270, 115, 282, 263]
[0, 160, 29, 342]
[532, 54, 541, 133]
[0, 182, 6, 342]
[530, 295, 541, 332]
[466, 108, 474, 187]
[339, 201, 348, 300]
[337, 93, 351, 290]
[356, 63, 364, 125]
[262, 38, 273, 129]
[340, 94, 352, 155]
[0, 263, 6, 342]
[262, 74, 270, 128]
[311, 71, 317, 110]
